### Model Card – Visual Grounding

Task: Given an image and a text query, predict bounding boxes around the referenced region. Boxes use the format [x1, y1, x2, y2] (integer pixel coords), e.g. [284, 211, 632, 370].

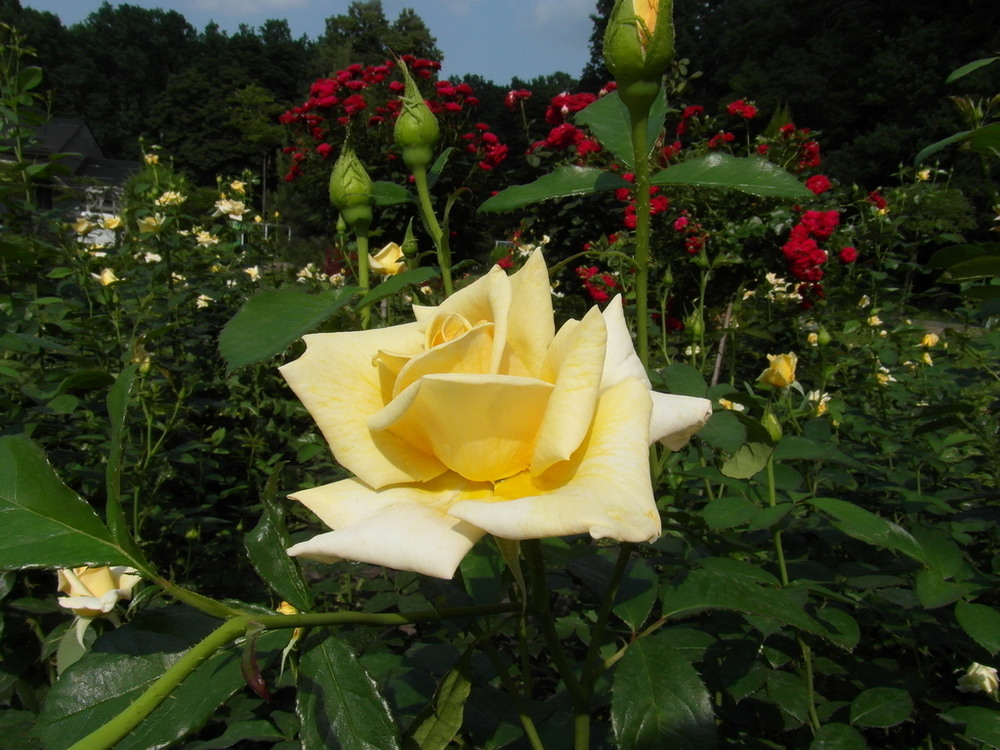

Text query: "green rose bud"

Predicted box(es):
[394, 60, 439, 172]
[603, 0, 675, 113]
[817, 326, 832, 346]
[329, 142, 374, 233]
[685, 311, 704, 338]
[761, 408, 783, 443]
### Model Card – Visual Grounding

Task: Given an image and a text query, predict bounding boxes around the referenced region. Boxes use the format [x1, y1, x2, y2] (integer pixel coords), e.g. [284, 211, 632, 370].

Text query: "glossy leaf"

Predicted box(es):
[848, 686, 912, 728]
[244, 463, 314, 612]
[478, 166, 630, 213]
[357, 267, 439, 309]
[955, 600, 1000, 654]
[720, 442, 772, 479]
[104, 365, 145, 562]
[614, 557, 659, 632]
[809, 497, 924, 563]
[652, 153, 812, 198]
[219, 286, 359, 371]
[941, 706, 1000, 747]
[574, 88, 667, 168]
[372, 180, 413, 206]
[946, 56, 1000, 83]
[941, 255, 1000, 282]
[611, 633, 716, 750]
[0, 435, 131, 570]
[298, 633, 400, 750]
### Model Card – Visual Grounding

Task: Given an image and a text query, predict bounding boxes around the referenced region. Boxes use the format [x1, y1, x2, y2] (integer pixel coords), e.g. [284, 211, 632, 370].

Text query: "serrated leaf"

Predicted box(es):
[614, 557, 659, 632]
[809, 722, 867, 749]
[849, 687, 912, 728]
[721, 442, 772, 479]
[662, 568, 836, 640]
[478, 166, 630, 212]
[696, 410, 747, 453]
[809, 497, 924, 563]
[652, 153, 812, 198]
[955, 600, 1000, 654]
[657, 362, 708, 397]
[611, 634, 716, 750]
[357, 267, 439, 309]
[574, 88, 666, 168]
[219, 287, 359, 371]
[372, 180, 413, 206]
[298, 633, 400, 750]
[941, 706, 1000, 747]
[0, 435, 132, 570]
[244, 464, 313, 612]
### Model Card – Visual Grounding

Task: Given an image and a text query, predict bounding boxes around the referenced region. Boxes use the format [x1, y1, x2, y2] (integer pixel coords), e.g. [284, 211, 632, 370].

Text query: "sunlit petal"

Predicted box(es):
[650, 391, 714, 450]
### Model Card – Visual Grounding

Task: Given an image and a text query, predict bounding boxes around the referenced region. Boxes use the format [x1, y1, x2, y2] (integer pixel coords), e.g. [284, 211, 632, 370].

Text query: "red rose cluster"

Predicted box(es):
[780, 208, 857, 306]
[615, 173, 670, 230]
[576, 265, 619, 304]
[461, 122, 508, 171]
[726, 99, 758, 119]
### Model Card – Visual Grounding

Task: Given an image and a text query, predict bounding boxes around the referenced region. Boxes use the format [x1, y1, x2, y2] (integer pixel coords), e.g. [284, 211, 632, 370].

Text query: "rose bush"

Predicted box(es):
[281, 251, 712, 578]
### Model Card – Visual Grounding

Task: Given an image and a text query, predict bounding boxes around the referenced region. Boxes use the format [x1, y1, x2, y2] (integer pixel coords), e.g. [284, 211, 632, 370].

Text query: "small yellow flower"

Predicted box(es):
[807, 332, 819, 347]
[103, 215, 123, 230]
[254, 214, 263, 223]
[154, 190, 186, 207]
[230, 180, 246, 194]
[144, 153, 159, 165]
[718, 398, 746, 413]
[920, 332, 939, 348]
[244, 266, 261, 282]
[137, 213, 165, 234]
[917, 169, 931, 181]
[922, 351, 934, 366]
[806, 390, 831, 416]
[196, 230, 220, 248]
[368, 241, 406, 275]
[92, 268, 120, 286]
[73, 218, 95, 235]
[213, 198, 247, 221]
[758, 353, 797, 388]
[196, 294, 214, 309]
[875, 365, 896, 386]
[867, 315, 882, 327]
[858, 295, 871, 309]
[57, 566, 141, 618]
[957, 663, 999, 698]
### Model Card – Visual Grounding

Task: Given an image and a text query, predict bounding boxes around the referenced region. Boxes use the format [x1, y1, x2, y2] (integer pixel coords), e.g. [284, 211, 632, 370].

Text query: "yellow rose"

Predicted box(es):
[56, 566, 141, 618]
[758, 353, 797, 388]
[92, 268, 120, 286]
[137, 213, 165, 234]
[369, 242, 406, 275]
[281, 251, 712, 578]
[957, 663, 999, 697]
[103, 215, 123, 230]
[920, 332, 939, 348]
[73, 218, 95, 235]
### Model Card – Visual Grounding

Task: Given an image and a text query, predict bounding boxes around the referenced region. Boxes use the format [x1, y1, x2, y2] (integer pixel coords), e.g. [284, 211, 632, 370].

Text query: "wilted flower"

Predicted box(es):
[92, 268, 120, 286]
[759, 353, 797, 388]
[137, 213, 165, 234]
[214, 198, 247, 221]
[369, 242, 406, 275]
[56, 566, 141, 619]
[957, 663, 999, 698]
[281, 251, 712, 579]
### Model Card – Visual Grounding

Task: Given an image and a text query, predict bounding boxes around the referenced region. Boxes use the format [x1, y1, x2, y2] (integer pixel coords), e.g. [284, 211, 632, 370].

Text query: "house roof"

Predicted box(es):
[23, 117, 140, 186]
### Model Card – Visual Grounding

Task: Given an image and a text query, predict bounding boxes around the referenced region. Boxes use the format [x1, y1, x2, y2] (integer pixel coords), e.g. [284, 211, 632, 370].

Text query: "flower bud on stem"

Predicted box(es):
[329, 142, 375, 327]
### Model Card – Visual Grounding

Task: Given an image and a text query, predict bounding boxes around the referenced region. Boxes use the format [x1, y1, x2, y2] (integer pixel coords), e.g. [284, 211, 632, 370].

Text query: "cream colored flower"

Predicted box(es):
[920, 332, 940, 348]
[867, 315, 882, 327]
[922, 351, 934, 366]
[139, 252, 162, 263]
[369, 242, 406, 275]
[281, 251, 712, 579]
[103, 215, 123, 230]
[56, 566, 141, 618]
[73, 218, 95, 235]
[137, 213, 165, 234]
[958, 663, 999, 697]
[718, 398, 746, 413]
[254, 215, 263, 223]
[875, 364, 896, 385]
[244, 266, 261, 282]
[213, 198, 247, 221]
[858, 295, 871, 309]
[806, 390, 831, 416]
[230, 180, 247, 194]
[196, 294, 214, 308]
[92, 268, 120, 286]
[917, 169, 931, 181]
[196, 230, 220, 248]
[144, 152, 159, 165]
[758, 353, 797, 388]
[807, 332, 819, 347]
[154, 190, 186, 206]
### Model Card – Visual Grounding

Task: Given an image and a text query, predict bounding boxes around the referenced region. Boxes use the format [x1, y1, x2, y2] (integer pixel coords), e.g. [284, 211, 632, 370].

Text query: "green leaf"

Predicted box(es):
[941, 255, 1000, 282]
[809, 497, 923, 563]
[914, 130, 974, 165]
[357, 267, 439, 309]
[478, 166, 631, 213]
[955, 600, 1000, 654]
[298, 633, 400, 750]
[656, 362, 708, 397]
[652, 153, 812, 198]
[614, 557, 660, 632]
[105, 366, 145, 561]
[219, 286, 359, 371]
[916, 569, 975, 609]
[947, 56, 999, 83]
[941, 706, 1000, 747]
[926, 242, 1000, 269]
[968, 122, 1000, 155]
[0, 435, 130, 570]
[662, 568, 836, 640]
[696, 410, 747, 453]
[37, 608, 285, 750]
[720, 442, 773, 479]
[244, 463, 314, 612]
[16, 66, 43, 92]
[372, 180, 413, 206]
[809, 723, 867, 749]
[406, 651, 472, 750]
[849, 687, 912, 728]
[774, 436, 844, 461]
[612, 634, 716, 750]
[574, 89, 666, 168]
[703, 496, 760, 529]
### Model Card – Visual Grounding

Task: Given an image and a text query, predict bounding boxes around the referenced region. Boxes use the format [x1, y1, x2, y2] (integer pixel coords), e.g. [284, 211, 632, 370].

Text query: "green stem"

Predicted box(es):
[629, 106, 652, 368]
[411, 163, 453, 296]
[355, 229, 371, 329]
[522, 540, 590, 750]
[66, 602, 519, 750]
[581, 544, 633, 696]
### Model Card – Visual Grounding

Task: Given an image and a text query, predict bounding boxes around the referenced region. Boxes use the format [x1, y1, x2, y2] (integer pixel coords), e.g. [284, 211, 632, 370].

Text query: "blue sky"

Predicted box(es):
[21, 0, 597, 85]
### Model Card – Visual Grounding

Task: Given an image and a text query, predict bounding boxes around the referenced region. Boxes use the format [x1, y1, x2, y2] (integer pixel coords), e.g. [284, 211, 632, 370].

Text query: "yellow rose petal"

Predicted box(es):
[370, 373, 552, 482]
[393, 322, 495, 397]
[531, 305, 607, 475]
[506, 250, 555, 377]
[280, 326, 447, 488]
[650, 392, 713, 450]
[450, 378, 660, 542]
